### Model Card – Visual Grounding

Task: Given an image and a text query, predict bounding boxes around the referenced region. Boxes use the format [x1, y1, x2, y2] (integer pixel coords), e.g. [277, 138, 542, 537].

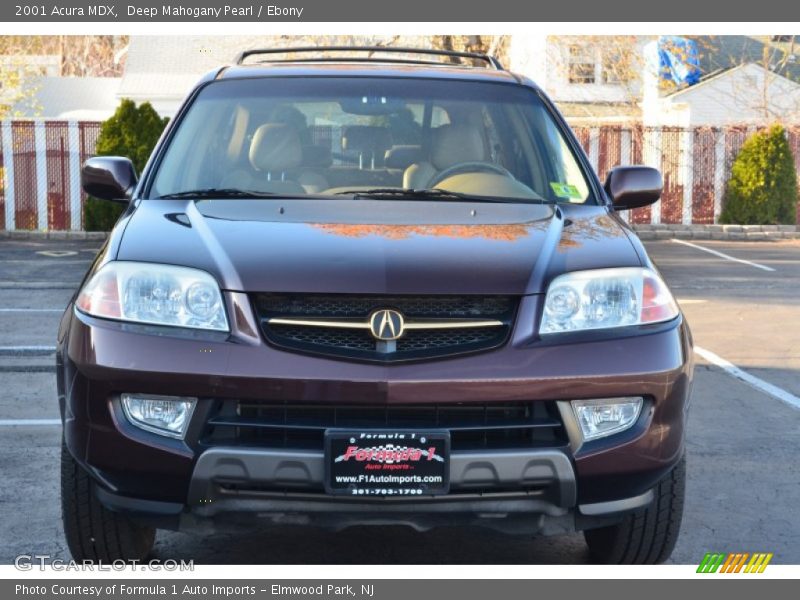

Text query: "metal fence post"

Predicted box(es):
[713, 129, 726, 223]
[681, 128, 694, 225]
[68, 122, 82, 231]
[618, 128, 632, 223]
[588, 127, 600, 174]
[644, 128, 661, 224]
[1, 121, 15, 231]
[34, 121, 48, 231]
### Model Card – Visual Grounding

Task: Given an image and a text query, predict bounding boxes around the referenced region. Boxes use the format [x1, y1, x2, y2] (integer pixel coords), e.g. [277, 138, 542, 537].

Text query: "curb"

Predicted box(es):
[630, 224, 799, 241]
[0, 231, 108, 241]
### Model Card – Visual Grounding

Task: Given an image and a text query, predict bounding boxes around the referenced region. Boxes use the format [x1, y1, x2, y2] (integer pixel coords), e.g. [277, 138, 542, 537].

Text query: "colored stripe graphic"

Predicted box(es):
[744, 553, 773, 573]
[697, 553, 725, 573]
[698, 552, 773, 573]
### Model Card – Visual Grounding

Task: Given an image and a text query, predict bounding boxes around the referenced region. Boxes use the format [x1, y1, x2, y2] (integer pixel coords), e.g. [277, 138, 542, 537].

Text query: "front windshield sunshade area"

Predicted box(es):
[149, 77, 593, 204]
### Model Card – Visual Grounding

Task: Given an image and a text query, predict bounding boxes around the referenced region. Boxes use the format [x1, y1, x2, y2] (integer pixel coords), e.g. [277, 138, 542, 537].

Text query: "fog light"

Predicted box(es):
[121, 394, 197, 439]
[571, 397, 643, 442]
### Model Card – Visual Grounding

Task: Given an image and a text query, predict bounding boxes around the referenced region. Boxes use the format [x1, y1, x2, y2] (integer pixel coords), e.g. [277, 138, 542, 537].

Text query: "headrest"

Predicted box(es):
[342, 126, 393, 153]
[302, 144, 333, 168]
[384, 145, 423, 170]
[431, 125, 487, 171]
[249, 123, 302, 172]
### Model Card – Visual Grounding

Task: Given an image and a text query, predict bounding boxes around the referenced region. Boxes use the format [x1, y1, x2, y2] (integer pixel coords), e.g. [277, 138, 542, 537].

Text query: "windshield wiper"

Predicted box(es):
[157, 188, 298, 199]
[333, 187, 545, 204]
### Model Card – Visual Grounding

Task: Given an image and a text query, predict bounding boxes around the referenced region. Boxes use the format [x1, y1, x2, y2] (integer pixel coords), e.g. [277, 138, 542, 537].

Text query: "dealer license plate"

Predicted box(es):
[324, 430, 450, 496]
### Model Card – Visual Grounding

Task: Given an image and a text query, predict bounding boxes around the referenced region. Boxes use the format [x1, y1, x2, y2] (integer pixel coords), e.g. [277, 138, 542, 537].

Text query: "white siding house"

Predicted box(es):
[511, 36, 800, 127]
[642, 62, 800, 127]
[510, 36, 649, 123]
[10, 76, 121, 120]
[118, 36, 441, 118]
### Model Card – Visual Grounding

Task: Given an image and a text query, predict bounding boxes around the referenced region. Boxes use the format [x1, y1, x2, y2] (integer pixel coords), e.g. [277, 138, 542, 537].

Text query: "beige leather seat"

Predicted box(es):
[246, 123, 307, 194]
[342, 126, 393, 170]
[403, 124, 488, 189]
[222, 123, 329, 194]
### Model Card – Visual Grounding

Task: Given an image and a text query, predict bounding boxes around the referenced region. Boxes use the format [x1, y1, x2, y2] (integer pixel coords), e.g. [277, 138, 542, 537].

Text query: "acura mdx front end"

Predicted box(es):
[57, 47, 693, 565]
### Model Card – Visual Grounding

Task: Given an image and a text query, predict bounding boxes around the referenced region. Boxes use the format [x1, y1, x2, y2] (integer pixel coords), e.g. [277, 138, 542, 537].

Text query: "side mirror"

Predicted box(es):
[81, 157, 138, 203]
[604, 166, 662, 211]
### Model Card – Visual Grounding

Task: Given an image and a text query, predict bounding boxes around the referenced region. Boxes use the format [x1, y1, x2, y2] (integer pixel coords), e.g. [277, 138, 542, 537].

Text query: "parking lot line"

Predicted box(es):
[0, 259, 90, 264]
[0, 345, 56, 356]
[695, 346, 800, 410]
[671, 239, 776, 272]
[0, 281, 79, 289]
[0, 308, 62, 312]
[0, 419, 60, 426]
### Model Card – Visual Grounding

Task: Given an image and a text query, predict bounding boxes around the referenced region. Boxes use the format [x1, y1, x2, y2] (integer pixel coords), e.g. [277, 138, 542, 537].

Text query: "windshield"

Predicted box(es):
[148, 77, 594, 204]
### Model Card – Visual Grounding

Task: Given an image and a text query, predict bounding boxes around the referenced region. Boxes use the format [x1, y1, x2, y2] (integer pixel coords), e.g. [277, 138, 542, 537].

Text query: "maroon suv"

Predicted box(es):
[57, 47, 693, 564]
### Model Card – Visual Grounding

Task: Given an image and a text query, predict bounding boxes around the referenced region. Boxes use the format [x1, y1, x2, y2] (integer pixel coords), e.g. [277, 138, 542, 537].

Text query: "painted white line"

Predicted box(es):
[0, 345, 56, 350]
[695, 346, 800, 411]
[0, 345, 57, 356]
[0, 281, 79, 288]
[0, 419, 61, 426]
[0, 259, 90, 264]
[0, 308, 62, 313]
[36, 250, 78, 257]
[671, 239, 776, 272]
[676, 299, 707, 305]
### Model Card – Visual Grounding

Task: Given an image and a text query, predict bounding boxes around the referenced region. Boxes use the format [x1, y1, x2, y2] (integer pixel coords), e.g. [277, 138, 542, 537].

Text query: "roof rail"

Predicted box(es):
[234, 46, 504, 70]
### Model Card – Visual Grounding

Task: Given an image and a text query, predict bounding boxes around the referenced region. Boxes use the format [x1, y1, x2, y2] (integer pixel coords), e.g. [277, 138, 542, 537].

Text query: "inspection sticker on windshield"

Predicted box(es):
[550, 182, 582, 200]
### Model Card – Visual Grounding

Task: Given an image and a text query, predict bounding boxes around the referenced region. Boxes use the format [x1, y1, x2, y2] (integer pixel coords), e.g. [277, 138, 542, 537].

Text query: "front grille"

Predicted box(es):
[258, 295, 514, 318]
[202, 400, 568, 452]
[254, 294, 517, 362]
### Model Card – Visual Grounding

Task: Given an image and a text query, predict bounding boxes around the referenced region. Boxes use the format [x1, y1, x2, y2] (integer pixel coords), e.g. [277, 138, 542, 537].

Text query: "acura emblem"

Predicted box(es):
[369, 309, 405, 341]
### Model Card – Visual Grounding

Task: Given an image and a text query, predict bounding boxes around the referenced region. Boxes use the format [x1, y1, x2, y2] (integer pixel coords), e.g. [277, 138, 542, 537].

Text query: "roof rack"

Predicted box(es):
[234, 46, 504, 71]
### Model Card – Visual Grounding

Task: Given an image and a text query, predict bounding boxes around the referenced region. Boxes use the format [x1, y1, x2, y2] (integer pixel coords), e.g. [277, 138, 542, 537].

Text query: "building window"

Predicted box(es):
[602, 52, 622, 84]
[566, 43, 635, 86]
[568, 45, 596, 84]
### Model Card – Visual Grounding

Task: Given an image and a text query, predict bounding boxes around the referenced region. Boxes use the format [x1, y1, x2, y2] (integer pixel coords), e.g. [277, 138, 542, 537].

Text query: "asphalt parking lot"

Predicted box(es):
[0, 236, 798, 564]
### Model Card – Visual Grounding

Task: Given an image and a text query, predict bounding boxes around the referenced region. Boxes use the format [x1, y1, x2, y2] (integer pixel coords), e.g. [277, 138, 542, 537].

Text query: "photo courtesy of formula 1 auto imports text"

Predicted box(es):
[0, 0, 798, 597]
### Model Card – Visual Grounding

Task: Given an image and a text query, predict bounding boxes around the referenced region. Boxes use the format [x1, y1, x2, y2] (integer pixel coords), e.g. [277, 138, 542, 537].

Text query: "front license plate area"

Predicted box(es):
[324, 430, 450, 497]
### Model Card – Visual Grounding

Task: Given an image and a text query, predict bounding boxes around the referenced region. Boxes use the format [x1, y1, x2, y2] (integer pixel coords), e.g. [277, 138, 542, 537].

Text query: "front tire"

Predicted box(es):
[584, 456, 685, 564]
[61, 439, 156, 562]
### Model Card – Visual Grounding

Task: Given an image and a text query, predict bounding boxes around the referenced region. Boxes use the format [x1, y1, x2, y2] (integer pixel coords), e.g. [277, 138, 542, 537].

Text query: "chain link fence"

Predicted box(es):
[0, 119, 101, 232]
[0, 119, 798, 231]
[573, 124, 800, 226]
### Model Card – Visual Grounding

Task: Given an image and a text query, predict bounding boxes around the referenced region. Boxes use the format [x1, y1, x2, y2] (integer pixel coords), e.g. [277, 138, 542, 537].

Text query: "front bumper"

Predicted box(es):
[93, 447, 654, 534]
[58, 293, 693, 533]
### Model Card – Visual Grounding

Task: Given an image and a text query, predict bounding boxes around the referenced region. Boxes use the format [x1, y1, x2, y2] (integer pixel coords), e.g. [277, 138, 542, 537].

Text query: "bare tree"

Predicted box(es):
[687, 35, 800, 123]
[0, 35, 128, 118]
[429, 36, 509, 67]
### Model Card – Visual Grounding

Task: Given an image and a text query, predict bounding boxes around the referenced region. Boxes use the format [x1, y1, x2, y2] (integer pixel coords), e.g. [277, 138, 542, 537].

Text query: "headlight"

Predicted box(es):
[76, 261, 228, 331]
[540, 267, 678, 334]
[121, 394, 197, 439]
[572, 397, 643, 441]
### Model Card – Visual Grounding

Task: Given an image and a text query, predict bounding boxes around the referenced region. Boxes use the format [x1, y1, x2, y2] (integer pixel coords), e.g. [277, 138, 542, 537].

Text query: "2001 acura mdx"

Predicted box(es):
[57, 47, 693, 564]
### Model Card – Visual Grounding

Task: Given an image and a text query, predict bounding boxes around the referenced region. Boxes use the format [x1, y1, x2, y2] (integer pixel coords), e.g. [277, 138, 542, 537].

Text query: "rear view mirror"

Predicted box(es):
[81, 157, 138, 203]
[604, 166, 662, 211]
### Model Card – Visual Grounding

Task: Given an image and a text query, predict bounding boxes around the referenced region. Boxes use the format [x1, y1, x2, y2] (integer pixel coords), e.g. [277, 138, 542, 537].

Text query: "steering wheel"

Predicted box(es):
[427, 162, 514, 188]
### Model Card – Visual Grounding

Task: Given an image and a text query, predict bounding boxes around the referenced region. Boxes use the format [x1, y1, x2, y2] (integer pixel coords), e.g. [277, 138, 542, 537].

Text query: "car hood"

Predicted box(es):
[116, 198, 641, 295]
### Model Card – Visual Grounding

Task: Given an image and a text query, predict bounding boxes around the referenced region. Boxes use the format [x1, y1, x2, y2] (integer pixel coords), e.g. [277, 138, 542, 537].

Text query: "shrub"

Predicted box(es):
[84, 99, 168, 231]
[720, 125, 798, 225]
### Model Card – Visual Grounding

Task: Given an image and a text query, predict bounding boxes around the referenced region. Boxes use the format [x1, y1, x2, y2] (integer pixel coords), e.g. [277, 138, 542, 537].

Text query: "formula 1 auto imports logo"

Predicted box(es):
[334, 440, 444, 464]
